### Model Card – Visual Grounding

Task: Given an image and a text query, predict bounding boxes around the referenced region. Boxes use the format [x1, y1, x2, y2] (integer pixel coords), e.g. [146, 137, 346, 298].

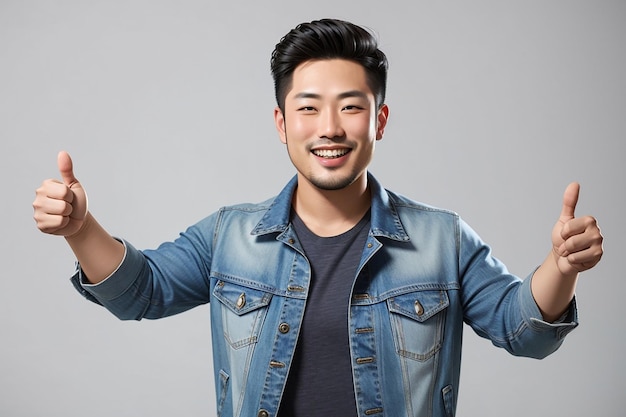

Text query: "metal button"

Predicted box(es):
[236, 293, 246, 309]
[258, 410, 269, 417]
[278, 323, 290, 334]
[367, 243, 373, 248]
[414, 300, 424, 316]
[269, 360, 286, 368]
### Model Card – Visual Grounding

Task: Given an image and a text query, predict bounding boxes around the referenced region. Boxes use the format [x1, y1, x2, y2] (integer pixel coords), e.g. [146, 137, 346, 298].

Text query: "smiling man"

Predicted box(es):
[33, 19, 603, 417]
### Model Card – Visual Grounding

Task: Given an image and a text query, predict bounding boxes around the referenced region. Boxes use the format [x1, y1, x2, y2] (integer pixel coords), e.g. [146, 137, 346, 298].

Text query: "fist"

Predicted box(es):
[552, 182, 603, 276]
[33, 151, 88, 237]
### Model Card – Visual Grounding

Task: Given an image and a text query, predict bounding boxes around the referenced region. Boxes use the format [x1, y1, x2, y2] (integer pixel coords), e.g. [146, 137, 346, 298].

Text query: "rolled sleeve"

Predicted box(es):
[70, 239, 147, 305]
[518, 272, 579, 340]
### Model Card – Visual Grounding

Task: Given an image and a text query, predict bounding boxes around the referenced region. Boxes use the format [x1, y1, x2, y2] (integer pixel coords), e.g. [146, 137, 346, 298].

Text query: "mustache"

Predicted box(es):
[305, 138, 354, 151]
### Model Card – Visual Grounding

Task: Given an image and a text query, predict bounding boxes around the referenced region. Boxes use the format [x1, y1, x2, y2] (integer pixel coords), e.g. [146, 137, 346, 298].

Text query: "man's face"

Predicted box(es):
[274, 59, 388, 191]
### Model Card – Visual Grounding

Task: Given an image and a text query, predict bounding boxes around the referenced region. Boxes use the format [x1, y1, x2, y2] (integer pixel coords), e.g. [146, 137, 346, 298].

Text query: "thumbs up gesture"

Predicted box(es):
[33, 151, 89, 237]
[551, 182, 603, 276]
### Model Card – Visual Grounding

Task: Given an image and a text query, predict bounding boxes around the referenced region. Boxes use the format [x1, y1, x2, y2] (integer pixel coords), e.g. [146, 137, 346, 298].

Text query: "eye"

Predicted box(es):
[297, 106, 317, 112]
[342, 105, 364, 112]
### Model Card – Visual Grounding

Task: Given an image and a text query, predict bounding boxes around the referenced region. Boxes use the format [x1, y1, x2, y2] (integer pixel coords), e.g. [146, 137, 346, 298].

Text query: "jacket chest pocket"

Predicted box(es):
[387, 290, 449, 361]
[213, 280, 273, 349]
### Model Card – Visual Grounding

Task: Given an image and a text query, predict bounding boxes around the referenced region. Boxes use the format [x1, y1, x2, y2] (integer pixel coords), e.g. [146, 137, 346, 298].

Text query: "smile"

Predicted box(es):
[311, 149, 350, 159]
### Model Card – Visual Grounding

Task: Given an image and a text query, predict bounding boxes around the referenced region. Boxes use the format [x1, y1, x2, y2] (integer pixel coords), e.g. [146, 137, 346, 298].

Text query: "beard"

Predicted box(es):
[305, 170, 359, 191]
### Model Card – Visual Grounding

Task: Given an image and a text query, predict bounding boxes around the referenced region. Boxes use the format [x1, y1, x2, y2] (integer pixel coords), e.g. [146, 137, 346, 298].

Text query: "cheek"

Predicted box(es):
[349, 114, 377, 137]
[286, 116, 314, 137]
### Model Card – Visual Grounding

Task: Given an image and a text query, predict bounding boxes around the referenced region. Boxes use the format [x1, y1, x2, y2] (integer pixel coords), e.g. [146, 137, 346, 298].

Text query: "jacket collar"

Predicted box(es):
[251, 173, 409, 242]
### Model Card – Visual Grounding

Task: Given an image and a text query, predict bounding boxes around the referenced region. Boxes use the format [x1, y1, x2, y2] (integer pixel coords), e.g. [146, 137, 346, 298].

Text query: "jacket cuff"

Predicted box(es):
[519, 271, 579, 340]
[69, 239, 146, 303]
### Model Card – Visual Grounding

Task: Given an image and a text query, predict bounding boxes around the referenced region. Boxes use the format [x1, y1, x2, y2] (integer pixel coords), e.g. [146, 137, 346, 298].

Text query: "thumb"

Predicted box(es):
[57, 151, 79, 187]
[560, 182, 580, 220]
[56, 151, 89, 223]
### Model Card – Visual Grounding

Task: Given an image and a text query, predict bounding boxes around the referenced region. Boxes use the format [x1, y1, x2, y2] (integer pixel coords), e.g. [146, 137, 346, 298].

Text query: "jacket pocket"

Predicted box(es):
[387, 289, 449, 361]
[213, 280, 273, 349]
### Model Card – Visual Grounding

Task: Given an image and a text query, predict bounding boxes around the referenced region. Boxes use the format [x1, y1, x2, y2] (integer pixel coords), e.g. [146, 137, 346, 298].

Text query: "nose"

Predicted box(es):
[318, 109, 345, 139]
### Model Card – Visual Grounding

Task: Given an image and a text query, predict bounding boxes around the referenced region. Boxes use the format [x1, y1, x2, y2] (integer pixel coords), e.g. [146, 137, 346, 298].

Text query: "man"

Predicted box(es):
[33, 19, 603, 417]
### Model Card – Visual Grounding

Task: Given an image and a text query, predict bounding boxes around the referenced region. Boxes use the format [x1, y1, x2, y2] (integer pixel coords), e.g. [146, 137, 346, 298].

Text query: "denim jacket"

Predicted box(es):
[72, 173, 578, 417]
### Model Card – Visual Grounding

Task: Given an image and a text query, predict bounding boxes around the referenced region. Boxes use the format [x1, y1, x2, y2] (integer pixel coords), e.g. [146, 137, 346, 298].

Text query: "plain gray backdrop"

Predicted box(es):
[2, 1, 624, 415]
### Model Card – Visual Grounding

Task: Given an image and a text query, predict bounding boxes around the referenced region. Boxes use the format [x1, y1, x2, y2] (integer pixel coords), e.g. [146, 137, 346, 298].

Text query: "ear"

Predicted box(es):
[375, 104, 389, 140]
[274, 106, 287, 144]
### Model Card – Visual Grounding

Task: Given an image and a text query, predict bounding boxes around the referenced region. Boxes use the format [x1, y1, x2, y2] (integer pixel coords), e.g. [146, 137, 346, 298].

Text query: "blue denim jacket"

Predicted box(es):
[73, 173, 578, 417]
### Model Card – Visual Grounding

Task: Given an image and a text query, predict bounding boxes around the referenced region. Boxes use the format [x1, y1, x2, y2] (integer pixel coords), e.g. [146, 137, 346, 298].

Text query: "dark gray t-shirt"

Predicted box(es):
[278, 211, 371, 417]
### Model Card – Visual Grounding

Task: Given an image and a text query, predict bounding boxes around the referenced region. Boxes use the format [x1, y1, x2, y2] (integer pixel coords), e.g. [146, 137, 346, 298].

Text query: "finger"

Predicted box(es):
[561, 215, 599, 241]
[565, 245, 603, 270]
[37, 179, 74, 202]
[560, 182, 580, 220]
[34, 213, 71, 234]
[558, 220, 602, 256]
[36, 197, 74, 217]
[57, 151, 78, 188]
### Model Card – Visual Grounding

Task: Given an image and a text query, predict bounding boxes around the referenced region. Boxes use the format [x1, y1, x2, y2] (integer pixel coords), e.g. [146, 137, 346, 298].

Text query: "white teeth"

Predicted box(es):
[312, 149, 349, 158]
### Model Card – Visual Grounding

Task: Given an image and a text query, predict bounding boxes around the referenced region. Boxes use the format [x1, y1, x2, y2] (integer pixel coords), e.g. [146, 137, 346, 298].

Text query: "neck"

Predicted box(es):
[292, 173, 371, 237]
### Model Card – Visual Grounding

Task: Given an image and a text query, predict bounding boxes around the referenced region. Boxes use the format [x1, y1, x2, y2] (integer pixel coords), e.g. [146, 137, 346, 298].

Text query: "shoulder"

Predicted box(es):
[385, 188, 459, 219]
[188, 197, 277, 232]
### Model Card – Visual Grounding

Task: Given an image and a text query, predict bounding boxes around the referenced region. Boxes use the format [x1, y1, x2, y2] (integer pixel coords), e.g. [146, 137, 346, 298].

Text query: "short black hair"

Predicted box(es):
[271, 18, 388, 112]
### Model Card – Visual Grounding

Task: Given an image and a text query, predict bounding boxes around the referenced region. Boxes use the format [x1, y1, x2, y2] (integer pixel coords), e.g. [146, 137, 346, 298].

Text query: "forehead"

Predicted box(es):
[288, 59, 373, 97]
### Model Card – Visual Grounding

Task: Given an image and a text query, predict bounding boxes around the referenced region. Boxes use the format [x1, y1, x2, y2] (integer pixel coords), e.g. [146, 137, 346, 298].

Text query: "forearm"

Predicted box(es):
[65, 212, 125, 284]
[530, 251, 578, 322]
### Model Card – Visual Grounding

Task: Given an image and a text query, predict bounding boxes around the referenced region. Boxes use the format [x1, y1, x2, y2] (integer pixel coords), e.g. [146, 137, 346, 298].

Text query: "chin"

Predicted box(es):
[308, 173, 358, 191]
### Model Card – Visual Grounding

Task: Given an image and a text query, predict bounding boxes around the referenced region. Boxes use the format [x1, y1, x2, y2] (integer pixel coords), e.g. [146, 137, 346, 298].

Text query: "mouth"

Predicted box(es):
[311, 148, 351, 159]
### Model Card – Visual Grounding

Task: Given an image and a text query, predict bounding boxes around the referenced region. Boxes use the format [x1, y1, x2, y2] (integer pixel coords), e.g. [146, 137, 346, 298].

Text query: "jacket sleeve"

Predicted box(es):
[457, 218, 578, 359]
[70, 213, 218, 321]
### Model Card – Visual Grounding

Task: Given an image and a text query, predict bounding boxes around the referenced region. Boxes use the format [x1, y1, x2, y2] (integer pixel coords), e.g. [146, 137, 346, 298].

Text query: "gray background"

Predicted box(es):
[1, 0, 624, 415]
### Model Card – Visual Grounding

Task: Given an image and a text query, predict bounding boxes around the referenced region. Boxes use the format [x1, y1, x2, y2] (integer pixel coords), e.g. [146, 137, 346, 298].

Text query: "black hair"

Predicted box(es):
[270, 18, 388, 112]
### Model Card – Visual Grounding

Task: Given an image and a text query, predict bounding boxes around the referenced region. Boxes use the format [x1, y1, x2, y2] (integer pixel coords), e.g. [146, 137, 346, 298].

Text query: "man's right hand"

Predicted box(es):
[33, 151, 89, 237]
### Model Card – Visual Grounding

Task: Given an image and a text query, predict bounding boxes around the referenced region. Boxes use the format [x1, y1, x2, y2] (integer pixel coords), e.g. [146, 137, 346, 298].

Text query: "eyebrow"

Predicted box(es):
[293, 90, 369, 100]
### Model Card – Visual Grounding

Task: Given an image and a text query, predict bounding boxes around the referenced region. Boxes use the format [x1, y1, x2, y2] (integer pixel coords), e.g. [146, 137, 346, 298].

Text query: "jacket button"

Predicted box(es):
[236, 293, 246, 309]
[414, 300, 424, 316]
[258, 410, 270, 417]
[278, 323, 290, 333]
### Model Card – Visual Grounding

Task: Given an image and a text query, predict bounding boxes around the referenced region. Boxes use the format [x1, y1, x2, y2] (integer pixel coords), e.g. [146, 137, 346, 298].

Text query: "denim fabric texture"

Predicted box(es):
[72, 173, 578, 417]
